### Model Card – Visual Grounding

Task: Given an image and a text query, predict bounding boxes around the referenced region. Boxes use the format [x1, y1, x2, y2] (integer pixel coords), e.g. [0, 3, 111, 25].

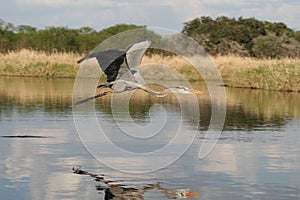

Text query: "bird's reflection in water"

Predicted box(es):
[72, 166, 200, 199]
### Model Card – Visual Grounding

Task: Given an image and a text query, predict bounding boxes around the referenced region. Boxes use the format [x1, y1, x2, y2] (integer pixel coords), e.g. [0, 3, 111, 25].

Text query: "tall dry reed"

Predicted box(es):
[0, 49, 82, 77]
[0, 49, 80, 66]
[143, 54, 300, 91]
[213, 55, 300, 91]
[1, 50, 299, 91]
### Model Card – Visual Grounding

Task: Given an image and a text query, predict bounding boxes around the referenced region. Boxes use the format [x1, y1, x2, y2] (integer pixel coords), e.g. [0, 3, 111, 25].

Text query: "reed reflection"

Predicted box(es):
[1, 77, 300, 199]
[1, 77, 299, 132]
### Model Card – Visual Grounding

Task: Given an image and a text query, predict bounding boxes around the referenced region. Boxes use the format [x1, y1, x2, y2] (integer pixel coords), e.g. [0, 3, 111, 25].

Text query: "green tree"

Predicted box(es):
[17, 25, 37, 33]
[182, 16, 300, 57]
[294, 31, 300, 42]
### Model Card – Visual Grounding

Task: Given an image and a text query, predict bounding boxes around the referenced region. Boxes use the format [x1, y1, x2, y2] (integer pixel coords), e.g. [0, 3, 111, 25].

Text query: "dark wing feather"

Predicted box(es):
[78, 49, 126, 83]
[77, 41, 151, 84]
[116, 56, 136, 82]
[99, 50, 126, 82]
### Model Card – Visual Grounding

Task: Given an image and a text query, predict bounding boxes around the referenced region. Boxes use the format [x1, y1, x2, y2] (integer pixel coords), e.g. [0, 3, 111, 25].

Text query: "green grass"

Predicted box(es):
[229, 63, 300, 92]
[1, 63, 78, 78]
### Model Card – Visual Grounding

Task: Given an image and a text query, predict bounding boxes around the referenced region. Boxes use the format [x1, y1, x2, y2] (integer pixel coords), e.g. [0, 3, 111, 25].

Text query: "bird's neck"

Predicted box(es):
[139, 85, 171, 97]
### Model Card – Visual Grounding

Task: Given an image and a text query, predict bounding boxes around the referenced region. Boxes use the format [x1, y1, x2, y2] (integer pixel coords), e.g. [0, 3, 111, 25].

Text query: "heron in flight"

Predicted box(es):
[75, 40, 202, 105]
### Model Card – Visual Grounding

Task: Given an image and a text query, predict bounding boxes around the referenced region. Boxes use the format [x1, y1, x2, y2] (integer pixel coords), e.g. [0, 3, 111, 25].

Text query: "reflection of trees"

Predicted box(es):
[1, 77, 299, 131]
[223, 104, 287, 131]
[224, 88, 300, 130]
[95, 91, 291, 132]
[0, 77, 73, 120]
[0, 94, 71, 120]
[227, 88, 300, 118]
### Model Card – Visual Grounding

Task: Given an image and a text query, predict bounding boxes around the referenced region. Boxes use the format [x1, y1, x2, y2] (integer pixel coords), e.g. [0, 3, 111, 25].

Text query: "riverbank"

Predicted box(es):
[0, 49, 299, 92]
[215, 55, 300, 92]
[0, 49, 80, 78]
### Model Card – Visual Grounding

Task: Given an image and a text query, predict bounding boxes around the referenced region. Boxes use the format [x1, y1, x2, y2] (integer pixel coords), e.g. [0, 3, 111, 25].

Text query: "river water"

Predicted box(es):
[0, 77, 299, 199]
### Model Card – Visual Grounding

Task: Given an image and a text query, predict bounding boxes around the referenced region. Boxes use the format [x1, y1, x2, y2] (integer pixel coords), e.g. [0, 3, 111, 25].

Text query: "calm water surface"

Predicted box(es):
[0, 77, 299, 199]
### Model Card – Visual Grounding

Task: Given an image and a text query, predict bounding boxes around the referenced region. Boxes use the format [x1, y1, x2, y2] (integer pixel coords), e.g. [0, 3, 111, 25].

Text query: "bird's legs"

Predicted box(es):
[97, 82, 113, 89]
[74, 91, 112, 105]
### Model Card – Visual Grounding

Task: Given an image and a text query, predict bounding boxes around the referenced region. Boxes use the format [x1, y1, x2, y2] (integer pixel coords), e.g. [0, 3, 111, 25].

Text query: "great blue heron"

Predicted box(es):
[75, 40, 202, 105]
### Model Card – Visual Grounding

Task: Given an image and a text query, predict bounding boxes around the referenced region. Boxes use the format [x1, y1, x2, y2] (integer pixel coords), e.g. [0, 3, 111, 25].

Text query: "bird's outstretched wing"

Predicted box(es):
[77, 40, 151, 84]
[78, 49, 126, 83]
[123, 40, 151, 84]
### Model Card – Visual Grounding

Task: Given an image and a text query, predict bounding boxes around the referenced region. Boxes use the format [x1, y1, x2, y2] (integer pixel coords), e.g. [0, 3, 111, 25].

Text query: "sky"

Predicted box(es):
[1, 0, 300, 31]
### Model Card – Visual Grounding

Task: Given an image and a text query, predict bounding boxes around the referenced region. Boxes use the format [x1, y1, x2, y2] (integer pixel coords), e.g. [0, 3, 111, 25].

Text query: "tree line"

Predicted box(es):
[1, 17, 300, 58]
[0, 19, 147, 53]
[182, 16, 300, 58]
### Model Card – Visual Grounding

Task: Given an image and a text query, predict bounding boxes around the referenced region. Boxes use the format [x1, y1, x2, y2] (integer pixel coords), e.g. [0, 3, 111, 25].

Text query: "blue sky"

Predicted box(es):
[1, 0, 300, 31]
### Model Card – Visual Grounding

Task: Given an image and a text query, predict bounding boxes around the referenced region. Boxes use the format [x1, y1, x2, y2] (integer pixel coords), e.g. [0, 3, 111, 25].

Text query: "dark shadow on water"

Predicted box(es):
[1, 135, 51, 138]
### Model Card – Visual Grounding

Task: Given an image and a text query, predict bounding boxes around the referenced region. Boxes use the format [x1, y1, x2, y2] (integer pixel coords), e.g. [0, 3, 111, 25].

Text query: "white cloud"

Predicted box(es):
[203, 0, 250, 6]
[16, 0, 79, 6]
[11, 0, 300, 30]
[162, 0, 207, 21]
[16, 0, 126, 7]
[278, 3, 300, 21]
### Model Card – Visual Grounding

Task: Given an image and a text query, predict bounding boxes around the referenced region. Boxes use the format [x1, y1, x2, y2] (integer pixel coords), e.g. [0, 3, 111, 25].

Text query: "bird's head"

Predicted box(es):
[170, 86, 203, 94]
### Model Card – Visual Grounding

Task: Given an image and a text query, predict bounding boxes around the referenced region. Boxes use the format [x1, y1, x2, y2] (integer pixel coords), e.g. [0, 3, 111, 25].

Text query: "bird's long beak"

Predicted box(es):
[189, 89, 203, 94]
